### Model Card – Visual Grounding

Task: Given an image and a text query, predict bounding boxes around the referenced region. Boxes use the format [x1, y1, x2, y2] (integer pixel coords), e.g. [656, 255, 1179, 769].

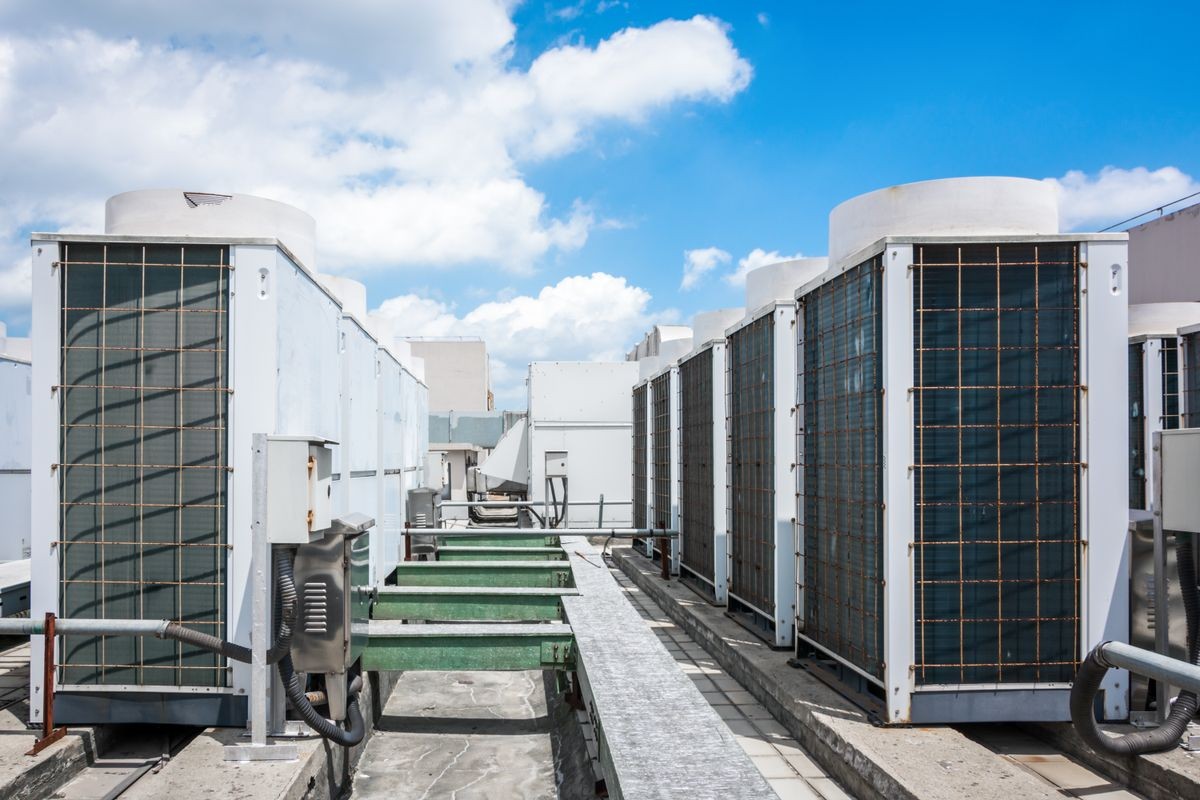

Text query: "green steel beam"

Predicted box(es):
[439, 533, 558, 547]
[364, 622, 575, 671]
[436, 546, 565, 562]
[374, 586, 576, 622]
[390, 560, 573, 588]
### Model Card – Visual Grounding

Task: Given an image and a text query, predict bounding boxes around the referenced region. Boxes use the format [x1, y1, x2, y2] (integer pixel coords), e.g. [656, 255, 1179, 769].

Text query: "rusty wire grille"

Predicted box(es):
[1129, 343, 1147, 510]
[912, 243, 1081, 685]
[633, 384, 648, 530]
[1185, 332, 1200, 428]
[679, 348, 715, 585]
[1160, 337, 1182, 431]
[58, 242, 230, 688]
[728, 313, 776, 616]
[800, 256, 884, 679]
[652, 372, 671, 527]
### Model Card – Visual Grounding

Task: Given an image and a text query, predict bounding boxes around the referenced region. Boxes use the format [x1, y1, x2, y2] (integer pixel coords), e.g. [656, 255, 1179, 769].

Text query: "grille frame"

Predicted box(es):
[726, 303, 797, 647]
[678, 343, 728, 601]
[650, 368, 677, 566]
[56, 241, 232, 690]
[632, 382, 650, 553]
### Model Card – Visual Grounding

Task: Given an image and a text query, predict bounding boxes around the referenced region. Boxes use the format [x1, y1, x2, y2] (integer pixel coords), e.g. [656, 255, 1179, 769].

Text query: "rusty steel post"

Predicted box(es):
[27, 612, 67, 755]
[404, 522, 412, 562]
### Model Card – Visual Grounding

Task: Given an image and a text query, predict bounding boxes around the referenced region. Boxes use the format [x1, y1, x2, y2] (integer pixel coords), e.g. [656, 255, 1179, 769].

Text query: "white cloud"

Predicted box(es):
[0, 5, 752, 310]
[723, 247, 804, 286]
[680, 246, 731, 290]
[374, 272, 669, 406]
[757, 12, 770, 27]
[1046, 166, 1200, 231]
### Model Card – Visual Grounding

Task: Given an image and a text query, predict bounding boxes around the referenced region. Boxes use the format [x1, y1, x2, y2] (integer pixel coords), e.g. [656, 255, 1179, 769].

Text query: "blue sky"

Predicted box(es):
[0, 1, 1197, 404]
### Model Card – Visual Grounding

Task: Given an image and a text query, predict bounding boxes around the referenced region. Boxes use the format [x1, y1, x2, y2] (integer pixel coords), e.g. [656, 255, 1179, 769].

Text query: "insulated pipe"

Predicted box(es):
[0, 618, 168, 636]
[430, 527, 678, 537]
[1070, 537, 1199, 756]
[441, 500, 631, 507]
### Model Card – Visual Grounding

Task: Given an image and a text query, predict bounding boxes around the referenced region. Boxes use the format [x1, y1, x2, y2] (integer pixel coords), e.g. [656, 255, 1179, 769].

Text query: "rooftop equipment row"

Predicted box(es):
[631, 177, 1133, 725]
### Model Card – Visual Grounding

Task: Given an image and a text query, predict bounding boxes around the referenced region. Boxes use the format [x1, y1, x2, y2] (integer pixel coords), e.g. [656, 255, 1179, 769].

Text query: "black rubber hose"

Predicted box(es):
[1070, 537, 1199, 756]
[277, 654, 365, 747]
[159, 546, 297, 665]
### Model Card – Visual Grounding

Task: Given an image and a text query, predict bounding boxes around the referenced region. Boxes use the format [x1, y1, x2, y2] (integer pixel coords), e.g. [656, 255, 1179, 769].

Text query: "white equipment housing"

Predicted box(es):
[794, 177, 1129, 724]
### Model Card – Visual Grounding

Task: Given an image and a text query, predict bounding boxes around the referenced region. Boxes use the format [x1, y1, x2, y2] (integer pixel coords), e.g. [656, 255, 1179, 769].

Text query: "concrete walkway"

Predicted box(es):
[350, 671, 570, 799]
[613, 568, 851, 800]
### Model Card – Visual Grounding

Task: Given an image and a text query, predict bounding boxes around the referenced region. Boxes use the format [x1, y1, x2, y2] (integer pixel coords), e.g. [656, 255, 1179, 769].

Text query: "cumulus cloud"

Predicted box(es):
[0, 4, 752, 309]
[723, 247, 804, 286]
[373, 272, 669, 406]
[1046, 166, 1200, 231]
[680, 246, 731, 290]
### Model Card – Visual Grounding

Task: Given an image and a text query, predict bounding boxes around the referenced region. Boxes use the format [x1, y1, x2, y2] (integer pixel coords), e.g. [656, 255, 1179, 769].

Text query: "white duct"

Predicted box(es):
[691, 309, 744, 346]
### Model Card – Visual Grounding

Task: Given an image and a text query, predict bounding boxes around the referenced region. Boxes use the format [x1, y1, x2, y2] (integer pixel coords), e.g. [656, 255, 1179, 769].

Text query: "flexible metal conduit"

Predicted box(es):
[1071, 537, 1199, 755]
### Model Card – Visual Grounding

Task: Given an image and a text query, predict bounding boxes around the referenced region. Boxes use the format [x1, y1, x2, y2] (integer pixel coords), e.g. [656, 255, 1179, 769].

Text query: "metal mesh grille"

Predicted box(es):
[728, 313, 776, 615]
[652, 372, 671, 527]
[1185, 332, 1200, 428]
[912, 243, 1081, 685]
[680, 349, 715, 583]
[1161, 338, 1182, 431]
[59, 242, 230, 687]
[632, 384, 648, 529]
[800, 256, 884, 679]
[1129, 343, 1146, 510]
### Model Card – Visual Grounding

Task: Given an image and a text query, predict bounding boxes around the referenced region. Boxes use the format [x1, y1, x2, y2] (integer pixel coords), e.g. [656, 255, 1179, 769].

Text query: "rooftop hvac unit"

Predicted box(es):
[1128, 335, 1183, 510]
[632, 381, 651, 555]
[1125, 304, 1200, 510]
[27, 228, 427, 727]
[796, 234, 1129, 724]
[726, 303, 797, 647]
[678, 342, 728, 603]
[650, 366, 679, 572]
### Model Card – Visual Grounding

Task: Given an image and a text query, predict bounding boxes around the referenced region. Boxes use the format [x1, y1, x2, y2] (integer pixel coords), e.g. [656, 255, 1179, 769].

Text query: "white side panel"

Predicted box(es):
[881, 243, 916, 724]
[272, 251, 340, 442]
[0, 357, 32, 561]
[1082, 240, 1130, 720]
[711, 344, 729, 604]
[772, 307, 797, 646]
[340, 316, 381, 583]
[226, 244, 285, 697]
[377, 351, 403, 582]
[29, 240, 60, 720]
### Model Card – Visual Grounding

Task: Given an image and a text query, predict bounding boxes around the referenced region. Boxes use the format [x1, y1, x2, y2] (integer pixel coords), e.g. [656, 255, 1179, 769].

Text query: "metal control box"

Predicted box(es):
[267, 436, 334, 544]
[545, 451, 568, 478]
[290, 514, 373, 720]
[1159, 429, 1200, 533]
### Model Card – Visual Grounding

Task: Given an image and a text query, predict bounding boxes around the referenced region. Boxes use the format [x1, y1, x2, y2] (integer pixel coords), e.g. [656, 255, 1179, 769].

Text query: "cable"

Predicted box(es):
[1099, 190, 1200, 232]
[1070, 536, 1198, 755]
[159, 546, 297, 665]
[278, 656, 365, 747]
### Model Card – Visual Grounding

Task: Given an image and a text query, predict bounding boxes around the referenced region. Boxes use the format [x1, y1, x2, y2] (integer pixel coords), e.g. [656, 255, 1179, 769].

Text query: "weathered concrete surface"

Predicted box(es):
[0, 639, 114, 800]
[1029, 720, 1200, 800]
[611, 547, 1083, 800]
[350, 670, 563, 799]
[561, 536, 777, 799]
[119, 669, 401, 800]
